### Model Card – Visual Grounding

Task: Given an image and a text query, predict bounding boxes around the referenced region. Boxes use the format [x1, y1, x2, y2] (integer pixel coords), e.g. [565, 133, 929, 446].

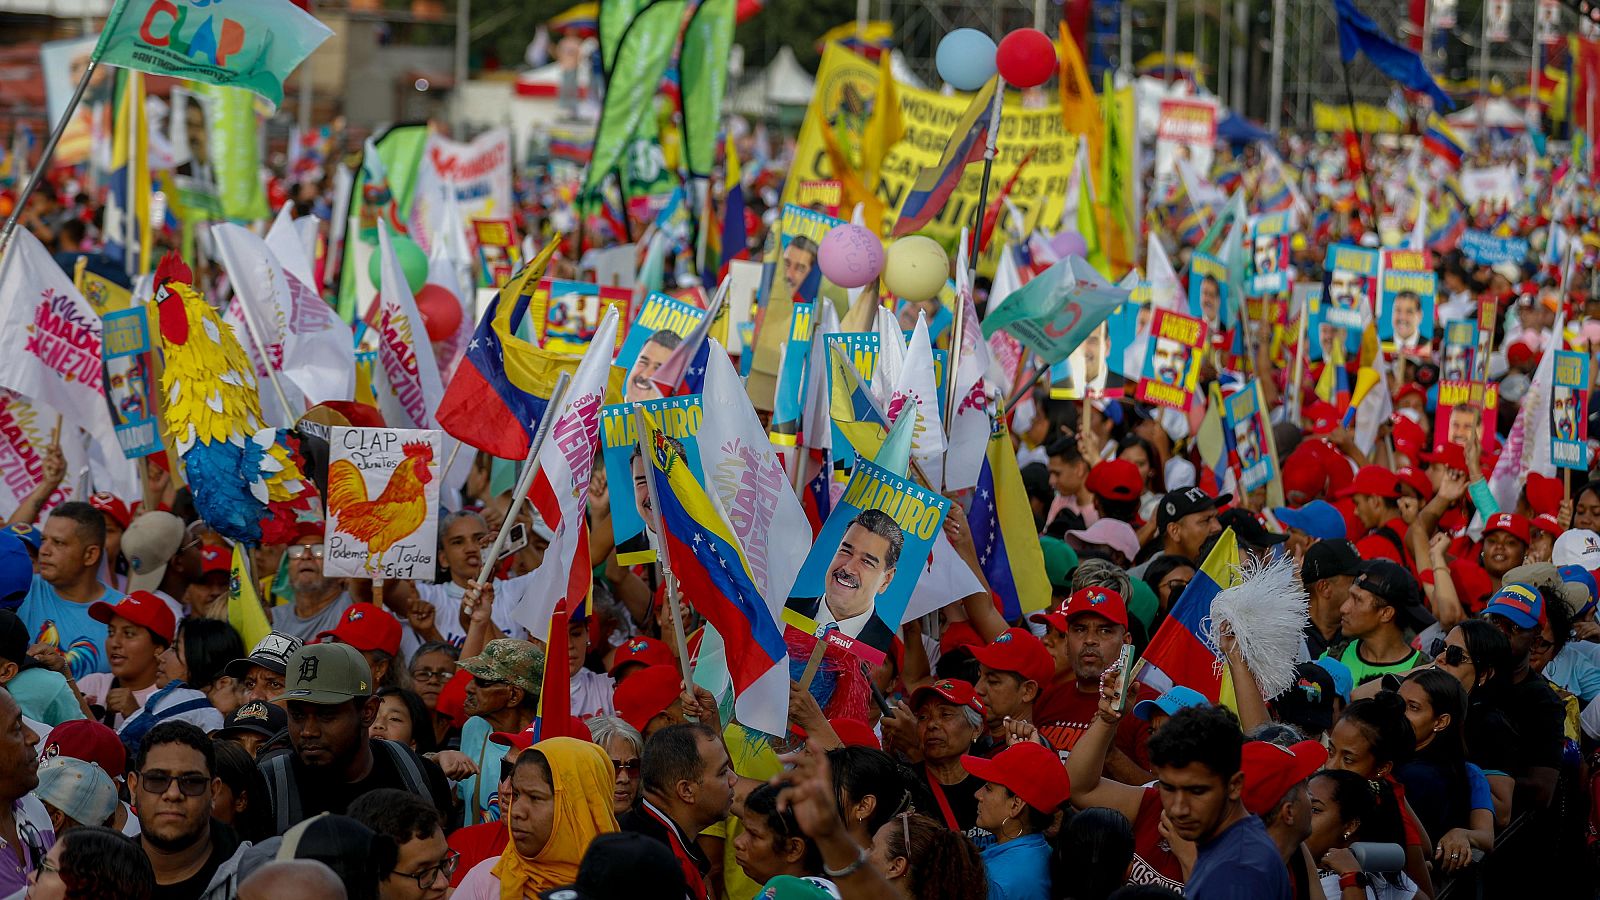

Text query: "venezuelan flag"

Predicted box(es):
[720, 130, 746, 274]
[892, 77, 996, 237]
[1422, 116, 1465, 170]
[828, 342, 891, 459]
[641, 407, 788, 737]
[1137, 529, 1241, 702]
[435, 243, 590, 459]
[966, 421, 1051, 619]
[549, 2, 599, 37]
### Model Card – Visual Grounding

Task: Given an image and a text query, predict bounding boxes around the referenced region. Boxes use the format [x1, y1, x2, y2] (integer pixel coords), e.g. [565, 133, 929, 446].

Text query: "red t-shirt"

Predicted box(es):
[1355, 517, 1414, 574]
[447, 821, 507, 887]
[1127, 785, 1187, 891]
[1034, 677, 1157, 771]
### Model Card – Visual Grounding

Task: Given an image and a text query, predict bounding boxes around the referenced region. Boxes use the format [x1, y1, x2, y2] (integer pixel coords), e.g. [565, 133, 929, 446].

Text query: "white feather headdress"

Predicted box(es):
[1202, 552, 1310, 700]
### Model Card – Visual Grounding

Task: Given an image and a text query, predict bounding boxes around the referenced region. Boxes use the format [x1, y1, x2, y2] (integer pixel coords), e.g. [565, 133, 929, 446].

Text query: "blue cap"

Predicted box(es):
[1483, 582, 1545, 630]
[1132, 686, 1209, 721]
[0, 532, 31, 609]
[1313, 656, 1354, 702]
[4, 524, 40, 552]
[1558, 565, 1598, 618]
[1271, 500, 1347, 541]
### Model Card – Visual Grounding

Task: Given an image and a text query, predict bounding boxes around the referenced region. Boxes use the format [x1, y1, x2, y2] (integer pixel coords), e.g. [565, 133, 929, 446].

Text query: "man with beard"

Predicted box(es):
[444, 638, 543, 827]
[1390, 290, 1424, 352]
[0, 689, 45, 896]
[1030, 587, 1157, 776]
[785, 509, 899, 650]
[132, 721, 251, 900]
[269, 521, 352, 644]
[259, 643, 450, 833]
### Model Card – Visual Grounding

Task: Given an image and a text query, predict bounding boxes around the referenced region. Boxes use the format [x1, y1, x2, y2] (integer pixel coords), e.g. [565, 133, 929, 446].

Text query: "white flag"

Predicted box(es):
[374, 223, 446, 429]
[891, 313, 946, 488]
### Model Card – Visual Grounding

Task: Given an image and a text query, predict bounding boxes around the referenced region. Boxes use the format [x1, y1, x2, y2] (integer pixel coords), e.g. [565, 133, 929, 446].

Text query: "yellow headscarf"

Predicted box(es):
[492, 736, 620, 899]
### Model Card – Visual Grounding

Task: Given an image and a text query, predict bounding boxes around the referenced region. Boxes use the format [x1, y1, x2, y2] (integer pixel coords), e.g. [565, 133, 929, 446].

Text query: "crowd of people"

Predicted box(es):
[5, 20, 1600, 900]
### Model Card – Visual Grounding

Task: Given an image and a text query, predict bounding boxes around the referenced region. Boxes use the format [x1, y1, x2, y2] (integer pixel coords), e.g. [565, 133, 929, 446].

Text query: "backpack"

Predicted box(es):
[260, 738, 433, 835]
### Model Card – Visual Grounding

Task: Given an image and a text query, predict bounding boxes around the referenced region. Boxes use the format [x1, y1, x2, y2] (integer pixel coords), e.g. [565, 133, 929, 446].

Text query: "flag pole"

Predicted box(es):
[949, 85, 1006, 439]
[0, 58, 99, 253]
[633, 407, 696, 686]
[473, 371, 572, 584]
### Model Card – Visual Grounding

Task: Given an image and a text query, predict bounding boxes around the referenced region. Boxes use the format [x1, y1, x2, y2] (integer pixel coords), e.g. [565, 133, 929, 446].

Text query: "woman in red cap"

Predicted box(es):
[78, 590, 176, 728]
[961, 741, 1070, 900]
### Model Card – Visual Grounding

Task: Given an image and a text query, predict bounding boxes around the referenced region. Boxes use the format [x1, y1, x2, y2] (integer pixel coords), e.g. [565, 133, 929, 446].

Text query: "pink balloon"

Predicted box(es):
[817, 224, 886, 289]
[1051, 230, 1089, 259]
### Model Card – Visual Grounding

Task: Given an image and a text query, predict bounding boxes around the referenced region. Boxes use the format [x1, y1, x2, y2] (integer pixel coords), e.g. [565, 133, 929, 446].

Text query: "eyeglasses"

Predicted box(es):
[1484, 613, 1529, 636]
[1431, 642, 1468, 667]
[392, 850, 459, 890]
[35, 856, 57, 876]
[472, 675, 507, 690]
[411, 668, 454, 684]
[138, 770, 211, 797]
[291, 543, 325, 560]
[611, 757, 641, 775]
[1161, 579, 1191, 597]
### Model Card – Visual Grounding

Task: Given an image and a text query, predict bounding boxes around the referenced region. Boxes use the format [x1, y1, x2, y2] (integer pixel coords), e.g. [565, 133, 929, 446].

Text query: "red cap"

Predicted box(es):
[288, 518, 325, 545]
[1086, 459, 1143, 502]
[1525, 472, 1563, 518]
[199, 544, 230, 575]
[610, 636, 676, 675]
[89, 590, 176, 644]
[831, 719, 881, 750]
[614, 665, 683, 732]
[1507, 338, 1539, 368]
[489, 721, 541, 752]
[969, 628, 1056, 686]
[1339, 465, 1401, 499]
[1394, 466, 1433, 502]
[1532, 512, 1564, 537]
[1421, 442, 1469, 474]
[42, 720, 126, 780]
[1389, 415, 1426, 458]
[960, 742, 1071, 813]
[1484, 512, 1531, 545]
[909, 678, 985, 717]
[1281, 447, 1329, 502]
[1303, 401, 1340, 436]
[1241, 740, 1326, 815]
[88, 493, 133, 530]
[938, 620, 985, 656]
[315, 604, 403, 657]
[1030, 586, 1129, 632]
[1394, 382, 1428, 406]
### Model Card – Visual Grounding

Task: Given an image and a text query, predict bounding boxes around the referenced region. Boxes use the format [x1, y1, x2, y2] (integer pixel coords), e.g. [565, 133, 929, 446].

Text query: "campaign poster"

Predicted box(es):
[1049, 321, 1112, 400]
[1434, 380, 1498, 456]
[323, 427, 442, 580]
[1135, 309, 1208, 411]
[100, 307, 162, 459]
[769, 303, 815, 446]
[1223, 383, 1275, 492]
[472, 219, 520, 288]
[615, 293, 708, 403]
[600, 395, 705, 565]
[1439, 320, 1479, 384]
[1248, 213, 1292, 297]
[1154, 98, 1217, 180]
[785, 457, 950, 656]
[1323, 244, 1379, 333]
[1459, 230, 1529, 266]
[1188, 251, 1230, 337]
[824, 332, 880, 473]
[526, 279, 633, 354]
[410, 129, 514, 252]
[724, 259, 764, 356]
[1109, 271, 1154, 378]
[793, 180, 843, 217]
[780, 204, 843, 303]
[1378, 249, 1436, 352]
[1553, 350, 1591, 470]
[39, 34, 114, 169]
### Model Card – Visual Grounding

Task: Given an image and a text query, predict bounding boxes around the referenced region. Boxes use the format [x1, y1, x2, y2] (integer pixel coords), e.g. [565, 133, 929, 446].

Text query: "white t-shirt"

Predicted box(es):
[151, 589, 186, 623]
[75, 675, 160, 729]
[571, 668, 615, 720]
[409, 573, 534, 657]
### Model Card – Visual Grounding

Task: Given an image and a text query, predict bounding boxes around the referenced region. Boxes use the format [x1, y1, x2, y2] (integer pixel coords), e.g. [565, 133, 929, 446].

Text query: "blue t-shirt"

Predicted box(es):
[18, 577, 120, 680]
[6, 667, 84, 727]
[1466, 762, 1492, 813]
[1186, 813, 1290, 900]
[980, 833, 1051, 900]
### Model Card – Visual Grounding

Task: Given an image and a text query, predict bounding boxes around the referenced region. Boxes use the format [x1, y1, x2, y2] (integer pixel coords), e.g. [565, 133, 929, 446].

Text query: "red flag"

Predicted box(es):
[978, 147, 1037, 254]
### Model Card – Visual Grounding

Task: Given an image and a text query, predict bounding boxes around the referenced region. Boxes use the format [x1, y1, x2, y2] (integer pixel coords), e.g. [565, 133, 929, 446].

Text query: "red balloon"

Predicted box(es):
[996, 28, 1057, 88]
[414, 283, 464, 342]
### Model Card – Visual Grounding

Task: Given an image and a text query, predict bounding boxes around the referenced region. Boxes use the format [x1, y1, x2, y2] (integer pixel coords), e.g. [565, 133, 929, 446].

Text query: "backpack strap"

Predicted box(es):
[377, 739, 433, 804]
[259, 752, 300, 835]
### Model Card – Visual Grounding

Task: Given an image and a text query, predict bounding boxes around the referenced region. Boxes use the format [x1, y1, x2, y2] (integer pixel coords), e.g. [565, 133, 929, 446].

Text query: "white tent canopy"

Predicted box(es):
[727, 47, 924, 119]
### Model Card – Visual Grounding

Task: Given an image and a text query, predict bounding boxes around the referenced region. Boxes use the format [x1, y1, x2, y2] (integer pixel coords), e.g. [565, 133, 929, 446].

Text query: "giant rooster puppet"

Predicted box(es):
[153, 253, 316, 544]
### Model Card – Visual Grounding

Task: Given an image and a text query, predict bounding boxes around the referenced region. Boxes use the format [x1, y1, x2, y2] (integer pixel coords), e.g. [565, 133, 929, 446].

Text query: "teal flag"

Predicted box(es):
[585, 0, 685, 195]
[679, 0, 734, 177]
[981, 256, 1131, 365]
[93, 0, 331, 108]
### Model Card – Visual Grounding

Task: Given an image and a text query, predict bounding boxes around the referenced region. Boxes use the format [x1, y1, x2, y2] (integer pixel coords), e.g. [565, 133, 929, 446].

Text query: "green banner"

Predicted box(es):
[195, 83, 267, 221]
[585, 0, 685, 195]
[679, 0, 734, 177]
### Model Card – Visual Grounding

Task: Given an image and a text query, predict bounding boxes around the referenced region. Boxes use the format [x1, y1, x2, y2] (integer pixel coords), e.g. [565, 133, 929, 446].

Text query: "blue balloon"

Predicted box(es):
[935, 29, 998, 92]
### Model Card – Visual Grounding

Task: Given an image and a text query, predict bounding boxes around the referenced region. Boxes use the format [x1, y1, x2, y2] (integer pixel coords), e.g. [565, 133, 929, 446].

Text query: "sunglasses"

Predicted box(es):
[138, 770, 212, 797]
[500, 758, 517, 784]
[1428, 639, 1469, 668]
[611, 757, 642, 775]
[472, 675, 508, 690]
[291, 544, 326, 560]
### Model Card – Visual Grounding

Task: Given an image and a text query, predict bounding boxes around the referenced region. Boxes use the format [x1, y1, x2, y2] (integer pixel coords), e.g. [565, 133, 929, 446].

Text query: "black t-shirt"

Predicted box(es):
[150, 820, 241, 900]
[274, 740, 453, 827]
[1465, 699, 1520, 775]
[1484, 674, 1565, 774]
[913, 763, 993, 849]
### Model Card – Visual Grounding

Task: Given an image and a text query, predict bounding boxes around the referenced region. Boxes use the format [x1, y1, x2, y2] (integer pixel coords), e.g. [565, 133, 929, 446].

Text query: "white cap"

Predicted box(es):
[1553, 529, 1600, 569]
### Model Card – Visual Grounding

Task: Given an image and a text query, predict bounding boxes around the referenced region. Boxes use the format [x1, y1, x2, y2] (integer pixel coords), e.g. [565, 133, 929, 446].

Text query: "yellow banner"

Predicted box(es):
[1311, 102, 1406, 134]
[784, 42, 1075, 245]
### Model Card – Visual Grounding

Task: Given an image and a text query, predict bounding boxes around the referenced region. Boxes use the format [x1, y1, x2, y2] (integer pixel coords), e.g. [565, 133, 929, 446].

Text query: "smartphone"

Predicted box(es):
[1111, 645, 1136, 714]
[499, 522, 528, 560]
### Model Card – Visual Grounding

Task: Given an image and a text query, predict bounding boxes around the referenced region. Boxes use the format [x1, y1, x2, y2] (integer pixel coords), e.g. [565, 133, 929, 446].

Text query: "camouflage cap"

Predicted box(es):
[459, 638, 544, 696]
[276, 643, 373, 705]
